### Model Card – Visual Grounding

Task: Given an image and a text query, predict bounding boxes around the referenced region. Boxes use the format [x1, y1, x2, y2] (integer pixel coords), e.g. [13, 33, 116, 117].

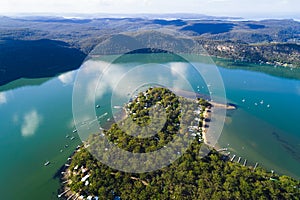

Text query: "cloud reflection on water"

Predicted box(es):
[58, 71, 77, 85]
[21, 109, 42, 137]
[0, 92, 7, 104]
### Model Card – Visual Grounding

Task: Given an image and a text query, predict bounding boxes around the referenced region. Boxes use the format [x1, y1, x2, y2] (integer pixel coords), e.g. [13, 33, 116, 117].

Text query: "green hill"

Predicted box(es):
[62, 88, 300, 200]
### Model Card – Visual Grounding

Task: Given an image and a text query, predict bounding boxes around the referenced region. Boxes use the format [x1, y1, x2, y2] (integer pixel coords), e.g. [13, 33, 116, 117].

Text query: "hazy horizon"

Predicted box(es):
[1, 12, 299, 21]
[0, 0, 299, 20]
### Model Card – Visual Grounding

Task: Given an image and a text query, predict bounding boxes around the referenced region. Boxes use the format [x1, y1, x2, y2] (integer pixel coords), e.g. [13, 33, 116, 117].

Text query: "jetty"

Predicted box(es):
[58, 188, 70, 198]
[67, 193, 76, 200]
[243, 159, 247, 166]
[254, 162, 259, 170]
[230, 155, 236, 162]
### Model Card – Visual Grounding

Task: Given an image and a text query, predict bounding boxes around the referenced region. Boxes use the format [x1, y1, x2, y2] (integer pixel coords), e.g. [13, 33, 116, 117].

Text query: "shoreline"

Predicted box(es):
[209, 101, 236, 110]
[201, 101, 235, 145]
[172, 88, 236, 110]
[201, 108, 210, 145]
[58, 88, 237, 199]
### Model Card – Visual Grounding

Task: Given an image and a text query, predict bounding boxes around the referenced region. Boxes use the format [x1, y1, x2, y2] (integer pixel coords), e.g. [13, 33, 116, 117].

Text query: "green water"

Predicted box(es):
[0, 58, 300, 199]
[0, 75, 81, 199]
[218, 67, 300, 178]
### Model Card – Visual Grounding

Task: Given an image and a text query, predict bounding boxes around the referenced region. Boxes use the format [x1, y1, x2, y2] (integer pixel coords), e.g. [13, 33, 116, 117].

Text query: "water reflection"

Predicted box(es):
[58, 71, 77, 85]
[21, 109, 43, 137]
[0, 92, 7, 104]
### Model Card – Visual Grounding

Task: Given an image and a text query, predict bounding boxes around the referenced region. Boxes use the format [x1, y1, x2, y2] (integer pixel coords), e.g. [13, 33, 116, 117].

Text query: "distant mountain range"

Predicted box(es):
[1, 13, 242, 20]
[0, 15, 299, 85]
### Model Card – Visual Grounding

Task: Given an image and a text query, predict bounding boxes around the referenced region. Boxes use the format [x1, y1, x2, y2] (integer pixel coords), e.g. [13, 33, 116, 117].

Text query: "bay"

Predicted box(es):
[0, 55, 300, 199]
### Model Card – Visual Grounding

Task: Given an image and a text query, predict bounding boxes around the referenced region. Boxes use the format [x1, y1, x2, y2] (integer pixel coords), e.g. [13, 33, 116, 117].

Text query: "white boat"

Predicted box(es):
[70, 137, 75, 140]
[44, 161, 50, 166]
[72, 129, 77, 133]
[96, 105, 100, 108]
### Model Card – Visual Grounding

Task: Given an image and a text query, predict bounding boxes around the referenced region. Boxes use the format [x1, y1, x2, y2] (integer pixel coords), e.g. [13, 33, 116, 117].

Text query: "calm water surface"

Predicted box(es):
[0, 58, 300, 199]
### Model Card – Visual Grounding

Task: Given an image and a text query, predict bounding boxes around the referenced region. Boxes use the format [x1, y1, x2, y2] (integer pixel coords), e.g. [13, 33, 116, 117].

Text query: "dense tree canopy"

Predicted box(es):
[66, 88, 300, 200]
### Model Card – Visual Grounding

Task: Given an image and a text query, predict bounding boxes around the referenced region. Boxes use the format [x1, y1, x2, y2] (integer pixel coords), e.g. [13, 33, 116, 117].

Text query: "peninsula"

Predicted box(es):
[59, 87, 300, 200]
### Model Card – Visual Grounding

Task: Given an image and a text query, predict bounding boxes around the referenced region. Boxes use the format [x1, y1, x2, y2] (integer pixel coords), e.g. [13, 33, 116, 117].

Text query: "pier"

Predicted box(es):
[243, 159, 247, 166]
[230, 155, 236, 162]
[74, 194, 79, 200]
[67, 192, 75, 200]
[254, 162, 259, 170]
[58, 188, 70, 198]
[224, 149, 259, 170]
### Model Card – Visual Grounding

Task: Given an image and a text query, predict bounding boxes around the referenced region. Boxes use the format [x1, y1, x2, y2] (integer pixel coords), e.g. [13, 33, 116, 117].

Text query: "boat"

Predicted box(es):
[72, 129, 77, 133]
[65, 144, 69, 148]
[44, 161, 50, 166]
[70, 136, 75, 140]
[96, 105, 100, 108]
[242, 99, 246, 103]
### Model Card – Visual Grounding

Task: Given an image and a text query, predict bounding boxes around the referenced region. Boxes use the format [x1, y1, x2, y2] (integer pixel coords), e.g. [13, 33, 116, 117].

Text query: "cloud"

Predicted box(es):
[0, 0, 156, 14]
[169, 62, 194, 90]
[58, 71, 77, 85]
[21, 110, 42, 137]
[0, 92, 7, 104]
[80, 61, 193, 103]
[170, 62, 188, 77]
[208, 0, 229, 2]
[1, 0, 298, 18]
[79, 60, 126, 103]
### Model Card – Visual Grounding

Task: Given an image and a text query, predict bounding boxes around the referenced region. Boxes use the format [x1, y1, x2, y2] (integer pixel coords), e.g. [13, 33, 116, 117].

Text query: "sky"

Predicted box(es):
[0, 0, 299, 18]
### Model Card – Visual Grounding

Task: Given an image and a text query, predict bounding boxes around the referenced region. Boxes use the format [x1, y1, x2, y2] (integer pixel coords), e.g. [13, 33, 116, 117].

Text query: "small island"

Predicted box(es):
[59, 87, 300, 200]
